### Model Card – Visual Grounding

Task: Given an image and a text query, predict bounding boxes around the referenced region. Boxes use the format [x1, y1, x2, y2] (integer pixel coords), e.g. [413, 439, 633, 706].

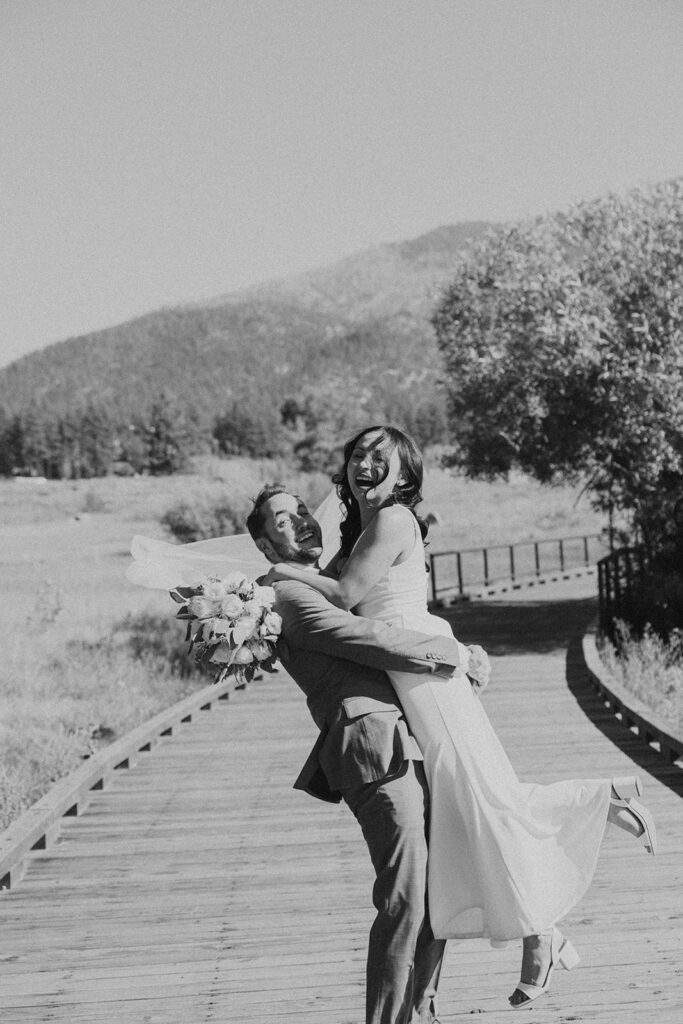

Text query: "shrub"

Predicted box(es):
[81, 487, 109, 513]
[160, 494, 250, 543]
[619, 568, 683, 640]
[114, 612, 203, 679]
[599, 620, 683, 734]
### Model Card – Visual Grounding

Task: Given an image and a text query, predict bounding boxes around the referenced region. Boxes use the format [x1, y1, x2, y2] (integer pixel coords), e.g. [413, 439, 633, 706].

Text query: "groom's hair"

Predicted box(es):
[246, 483, 291, 542]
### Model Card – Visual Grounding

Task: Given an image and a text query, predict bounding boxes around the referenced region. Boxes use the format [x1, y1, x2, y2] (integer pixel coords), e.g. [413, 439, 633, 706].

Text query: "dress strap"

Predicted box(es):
[390, 503, 421, 566]
[394, 502, 420, 540]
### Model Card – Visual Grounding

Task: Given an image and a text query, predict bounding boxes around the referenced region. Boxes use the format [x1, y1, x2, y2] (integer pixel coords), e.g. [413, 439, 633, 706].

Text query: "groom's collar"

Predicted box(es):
[280, 559, 320, 572]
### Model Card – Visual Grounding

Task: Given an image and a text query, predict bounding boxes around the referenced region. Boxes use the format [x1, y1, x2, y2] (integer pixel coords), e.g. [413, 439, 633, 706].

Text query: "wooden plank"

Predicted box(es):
[0, 678, 241, 889]
[0, 577, 681, 1023]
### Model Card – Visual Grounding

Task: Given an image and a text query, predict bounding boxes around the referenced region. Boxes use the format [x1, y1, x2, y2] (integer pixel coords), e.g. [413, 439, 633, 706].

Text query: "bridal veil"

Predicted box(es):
[126, 488, 343, 590]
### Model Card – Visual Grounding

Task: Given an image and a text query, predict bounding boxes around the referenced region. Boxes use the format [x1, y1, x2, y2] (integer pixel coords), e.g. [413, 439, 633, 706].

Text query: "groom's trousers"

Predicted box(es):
[342, 759, 446, 1024]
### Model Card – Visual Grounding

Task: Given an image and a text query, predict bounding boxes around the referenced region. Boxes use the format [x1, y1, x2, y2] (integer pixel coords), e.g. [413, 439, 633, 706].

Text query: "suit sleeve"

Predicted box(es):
[275, 580, 465, 673]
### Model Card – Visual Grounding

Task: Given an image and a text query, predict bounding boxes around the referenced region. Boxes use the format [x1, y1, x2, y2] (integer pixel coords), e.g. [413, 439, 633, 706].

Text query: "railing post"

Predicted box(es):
[483, 548, 489, 587]
[613, 551, 622, 625]
[559, 538, 565, 572]
[509, 544, 515, 582]
[583, 535, 589, 566]
[637, 546, 646, 610]
[534, 541, 540, 577]
[429, 553, 437, 604]
[456, 551, 463, 596]
[624, 548, 633, 624]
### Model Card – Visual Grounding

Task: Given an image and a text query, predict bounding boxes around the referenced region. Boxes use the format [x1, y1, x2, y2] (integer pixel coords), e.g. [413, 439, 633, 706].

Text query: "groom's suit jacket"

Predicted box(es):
[273, 579, 466, 803]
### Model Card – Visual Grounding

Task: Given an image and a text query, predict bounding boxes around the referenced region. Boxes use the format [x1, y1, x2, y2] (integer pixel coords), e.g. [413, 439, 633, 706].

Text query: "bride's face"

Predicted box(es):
[347, 430, 404, 513]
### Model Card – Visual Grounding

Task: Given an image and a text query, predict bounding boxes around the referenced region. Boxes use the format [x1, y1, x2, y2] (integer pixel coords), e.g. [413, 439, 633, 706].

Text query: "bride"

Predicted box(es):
[259, 423, 657, 1009]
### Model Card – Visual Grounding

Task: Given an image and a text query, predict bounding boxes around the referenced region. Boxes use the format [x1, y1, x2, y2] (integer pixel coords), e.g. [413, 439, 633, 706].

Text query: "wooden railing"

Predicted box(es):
[429, 532, 607, 605]
[583, 618, 683, 766]
[597, 545, 651, 643]
[0, 674, 244, 891]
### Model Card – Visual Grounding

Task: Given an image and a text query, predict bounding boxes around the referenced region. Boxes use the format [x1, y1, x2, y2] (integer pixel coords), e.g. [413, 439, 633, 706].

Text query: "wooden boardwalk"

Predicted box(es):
[1, 578, 682, 1022]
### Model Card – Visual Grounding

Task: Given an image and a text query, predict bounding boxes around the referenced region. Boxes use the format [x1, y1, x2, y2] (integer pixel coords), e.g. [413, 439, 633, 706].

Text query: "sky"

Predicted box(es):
[1, 0, 681, 368]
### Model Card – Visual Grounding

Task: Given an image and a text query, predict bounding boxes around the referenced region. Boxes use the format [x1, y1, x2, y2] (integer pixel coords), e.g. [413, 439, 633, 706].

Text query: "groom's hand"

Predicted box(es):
[466, 644, 491, 693]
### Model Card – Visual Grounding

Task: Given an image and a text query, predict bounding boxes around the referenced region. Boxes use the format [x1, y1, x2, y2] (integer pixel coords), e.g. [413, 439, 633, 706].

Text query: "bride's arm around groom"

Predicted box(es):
[275, 575, 472, 677]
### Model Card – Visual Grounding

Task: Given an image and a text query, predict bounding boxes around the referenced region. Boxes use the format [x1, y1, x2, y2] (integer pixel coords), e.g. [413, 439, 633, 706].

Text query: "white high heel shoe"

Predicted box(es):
[611, 775, 657, 855]
[509, 927, 580, 1009]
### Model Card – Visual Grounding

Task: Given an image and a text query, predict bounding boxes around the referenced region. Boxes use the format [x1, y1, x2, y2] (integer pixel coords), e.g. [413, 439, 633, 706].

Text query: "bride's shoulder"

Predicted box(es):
[374, 503, 416, 534]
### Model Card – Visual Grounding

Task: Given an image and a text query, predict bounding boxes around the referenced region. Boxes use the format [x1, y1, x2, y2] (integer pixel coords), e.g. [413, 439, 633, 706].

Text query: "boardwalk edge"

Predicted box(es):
[582, 618, 683, 768]
[0, 674, 245, 891]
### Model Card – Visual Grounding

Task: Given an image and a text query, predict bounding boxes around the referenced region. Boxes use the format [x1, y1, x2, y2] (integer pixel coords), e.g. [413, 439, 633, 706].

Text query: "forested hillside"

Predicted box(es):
[0, 222, 488, 477]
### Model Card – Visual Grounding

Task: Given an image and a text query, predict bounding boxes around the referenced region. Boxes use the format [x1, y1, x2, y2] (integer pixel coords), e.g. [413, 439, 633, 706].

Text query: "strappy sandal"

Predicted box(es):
[611, 775, 657, 855]
[509, 927, 580, 1009]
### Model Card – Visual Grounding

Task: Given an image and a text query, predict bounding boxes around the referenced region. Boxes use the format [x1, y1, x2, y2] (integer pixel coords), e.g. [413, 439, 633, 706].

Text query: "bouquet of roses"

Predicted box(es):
[171, 570, 282, 685]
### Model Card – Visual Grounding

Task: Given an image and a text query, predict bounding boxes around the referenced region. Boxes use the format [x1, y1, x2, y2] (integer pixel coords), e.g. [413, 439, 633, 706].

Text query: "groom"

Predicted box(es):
[246, 484, 489, 1024]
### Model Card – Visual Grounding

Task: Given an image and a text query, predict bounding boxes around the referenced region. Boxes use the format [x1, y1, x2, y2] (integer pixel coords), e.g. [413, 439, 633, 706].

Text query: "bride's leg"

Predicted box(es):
[509, 929, 580, 1008]
[511, 932, 552, 1002]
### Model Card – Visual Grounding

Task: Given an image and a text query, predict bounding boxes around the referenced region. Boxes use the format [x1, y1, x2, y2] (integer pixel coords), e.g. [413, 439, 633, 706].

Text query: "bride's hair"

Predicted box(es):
[333, 424, 428, 558]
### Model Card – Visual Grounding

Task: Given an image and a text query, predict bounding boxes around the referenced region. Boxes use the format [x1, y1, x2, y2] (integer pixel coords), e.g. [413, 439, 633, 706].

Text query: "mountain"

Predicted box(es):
[0, 221, 489, 427]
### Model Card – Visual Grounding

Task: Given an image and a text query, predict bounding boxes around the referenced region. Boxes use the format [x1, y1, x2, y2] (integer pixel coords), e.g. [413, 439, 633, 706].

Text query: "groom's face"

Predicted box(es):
[257, 492, 323, 565]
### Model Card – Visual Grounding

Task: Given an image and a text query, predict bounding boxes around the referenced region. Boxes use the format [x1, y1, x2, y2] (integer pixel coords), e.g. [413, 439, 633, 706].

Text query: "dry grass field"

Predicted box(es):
[0, 456, 607, 829]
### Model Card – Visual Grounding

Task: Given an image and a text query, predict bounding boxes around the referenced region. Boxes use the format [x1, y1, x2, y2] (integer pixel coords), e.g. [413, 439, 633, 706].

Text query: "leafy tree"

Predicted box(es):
[213, 401, 286, 458]
[433, 179, 683, 557]
[6, 408, 52, 476]
[117, 422, 149, 474]
[282, 378, 377, 473]
[76, 402, 117, 477]
[393, 392, 449, 450]
[144, 395, 192, 475]
[0, 406, 12, 475]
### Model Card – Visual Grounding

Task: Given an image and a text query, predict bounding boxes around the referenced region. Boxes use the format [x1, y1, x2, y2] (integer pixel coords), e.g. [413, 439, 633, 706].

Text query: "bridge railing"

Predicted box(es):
[429, 533, 607, 605]
[0, 673, 244, 892]
[597, 544, 652, 643]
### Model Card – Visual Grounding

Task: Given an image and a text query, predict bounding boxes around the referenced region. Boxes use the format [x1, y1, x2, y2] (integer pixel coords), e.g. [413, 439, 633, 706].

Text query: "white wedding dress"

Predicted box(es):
[356, 507, 611, 943]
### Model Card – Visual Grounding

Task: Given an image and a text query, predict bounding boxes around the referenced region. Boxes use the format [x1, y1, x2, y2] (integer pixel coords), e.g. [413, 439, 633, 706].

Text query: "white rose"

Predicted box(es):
[223, 570, 248, 594]
[232, 616, 258, 646]
[248, 639, 272, 661]
[188, 596, 215, 619]
[252, 584, 275, 607]
[220, 594, 244, 619]
[260, 611, 282, 637]
[202, 580, 227, 602]
[242, 599, 262, 617]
